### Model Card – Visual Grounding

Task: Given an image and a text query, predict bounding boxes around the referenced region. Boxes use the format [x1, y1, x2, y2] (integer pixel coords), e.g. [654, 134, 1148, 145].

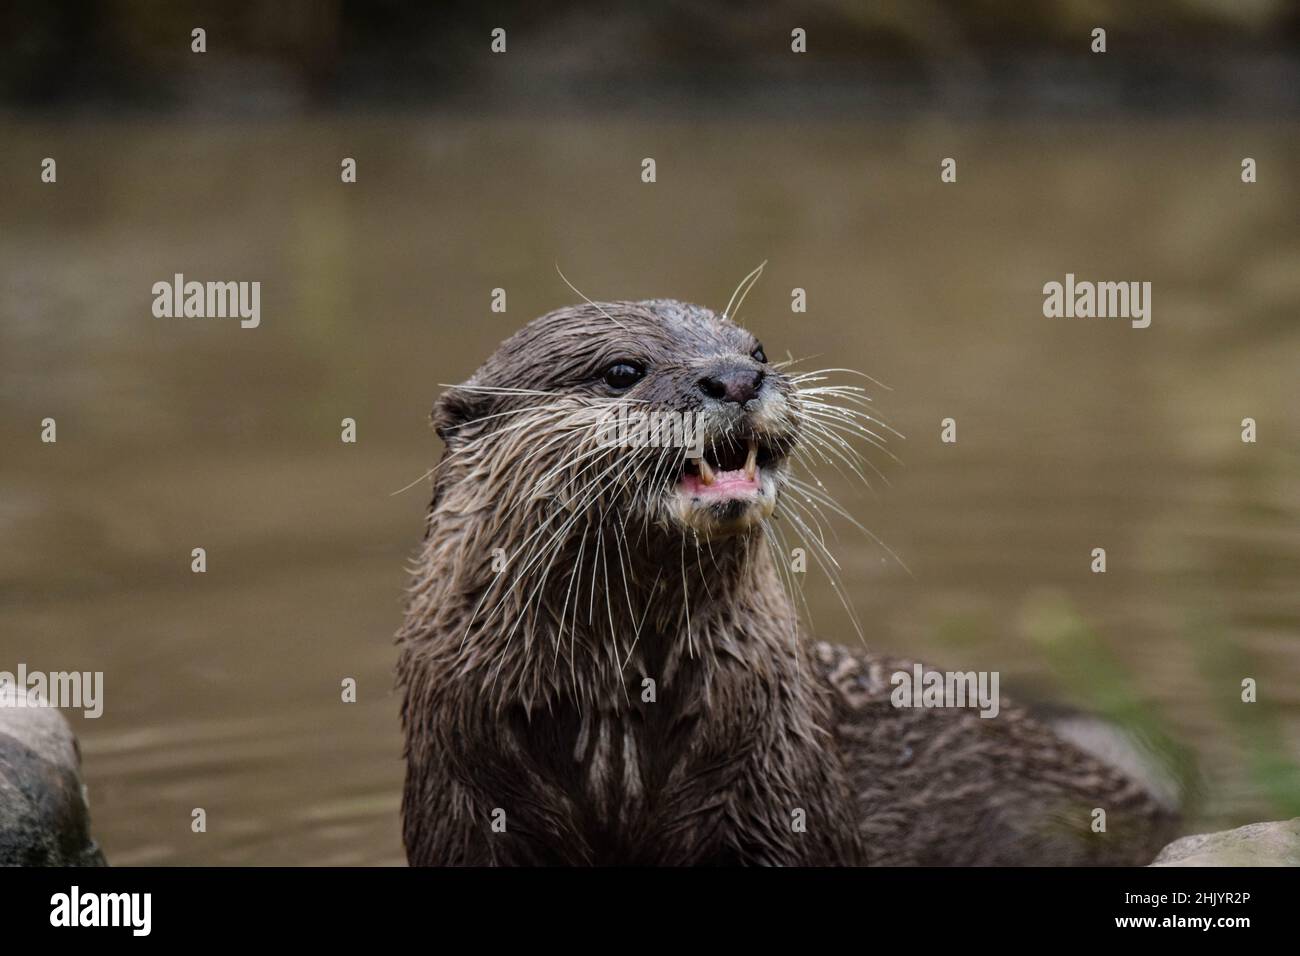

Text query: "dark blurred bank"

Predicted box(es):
[3, 0, 1300, 117]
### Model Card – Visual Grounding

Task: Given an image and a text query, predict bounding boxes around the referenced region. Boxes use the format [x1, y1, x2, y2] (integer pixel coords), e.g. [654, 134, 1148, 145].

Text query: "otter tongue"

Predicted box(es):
[699, 440, 759, 487]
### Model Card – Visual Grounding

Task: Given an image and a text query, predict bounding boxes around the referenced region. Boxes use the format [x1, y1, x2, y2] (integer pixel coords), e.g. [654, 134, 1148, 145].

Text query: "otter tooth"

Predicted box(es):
[744, 441, 758, 481]
[698, 458, 716, 486]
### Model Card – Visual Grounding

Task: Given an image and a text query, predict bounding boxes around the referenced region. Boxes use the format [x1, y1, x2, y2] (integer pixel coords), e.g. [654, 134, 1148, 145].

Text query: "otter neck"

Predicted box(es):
[403, 504, 796, 713]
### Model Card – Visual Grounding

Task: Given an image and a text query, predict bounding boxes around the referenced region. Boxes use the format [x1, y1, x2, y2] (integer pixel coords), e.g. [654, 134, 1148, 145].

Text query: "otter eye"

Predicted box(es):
[603, 361, 645, 390]
[751, 345, 768, 364]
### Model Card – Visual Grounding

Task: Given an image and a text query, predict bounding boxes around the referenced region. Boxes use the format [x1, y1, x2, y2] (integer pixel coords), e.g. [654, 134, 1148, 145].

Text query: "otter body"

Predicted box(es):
[401, 540, 861, 865]
[397, 298, 1177, 866]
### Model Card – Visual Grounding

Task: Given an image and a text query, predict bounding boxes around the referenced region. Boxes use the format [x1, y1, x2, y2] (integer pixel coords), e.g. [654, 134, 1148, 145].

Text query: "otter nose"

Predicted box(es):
[698, 365, 764, 405]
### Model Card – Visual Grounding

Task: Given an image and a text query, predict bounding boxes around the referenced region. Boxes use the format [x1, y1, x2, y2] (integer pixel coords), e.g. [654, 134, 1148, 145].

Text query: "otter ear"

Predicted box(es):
[431, 385, 487, 442]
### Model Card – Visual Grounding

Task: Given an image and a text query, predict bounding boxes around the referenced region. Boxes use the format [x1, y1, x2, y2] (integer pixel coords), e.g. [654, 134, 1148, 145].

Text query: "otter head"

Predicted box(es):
[433, 299, 800, 547]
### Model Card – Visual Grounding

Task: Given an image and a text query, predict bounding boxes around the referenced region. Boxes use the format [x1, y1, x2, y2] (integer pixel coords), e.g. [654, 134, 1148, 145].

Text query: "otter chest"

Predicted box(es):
[504, 693, 767, 864]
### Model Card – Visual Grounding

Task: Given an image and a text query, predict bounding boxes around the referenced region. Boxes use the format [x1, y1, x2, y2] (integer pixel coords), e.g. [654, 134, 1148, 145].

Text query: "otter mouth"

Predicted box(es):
[672, 435, 786, 536]
[680, 437, 776, 497]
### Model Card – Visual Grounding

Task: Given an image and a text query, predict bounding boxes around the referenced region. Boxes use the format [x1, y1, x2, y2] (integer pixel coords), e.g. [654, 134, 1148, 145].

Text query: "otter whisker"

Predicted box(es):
[797, 390, 904, 439]
[524, 441, 627, 512]
[441, 383, 589, 399]
[792, 418, 875, 468]
[791, 414, 874, 467]
[798, 425, 892, 475]
[487, 407, 634, 525]
[618, 564, 664, 674]
[798, 405, 901, 452]
[691, 531, 716, 606]
[393, 401, 577, 495]
[792, 426, 885, 490]
[773, 503, 868, 647]
[773, 480, 841, 553]
[588, 511, 608, 626]
[769, 351, 824, 371]
[636, 443, 687, 547]
[763, 518, 810, 655]
[483, 491, 609, 689]
[463, 459, 612, 652]
[679, 532, 694, 659]
[791, 381, 875, 405]
[432, 399, 656, 664]
[720, 259, 767, 324]
[487, 450, 644, 651]
[795, 385, 891, 420]
[785, 475, 912, 578]
[594, 518, 625, 700]
[509, 452, 637, 572]
[504, 465, 627, 610]
[700, 517, 725, 577]
[778, 492, 844, 572]
[556, 511, 591, 694]
[390, 465, 439, 497]
[607, 521, 636, 674]
[789, 367, 894, 392]
[796, 423, 894, 475]
[554, 263, 631, 333]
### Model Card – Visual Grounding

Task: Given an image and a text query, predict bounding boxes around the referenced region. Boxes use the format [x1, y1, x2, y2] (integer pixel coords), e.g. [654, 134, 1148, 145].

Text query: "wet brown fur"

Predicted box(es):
[396, 299, 1179, 865]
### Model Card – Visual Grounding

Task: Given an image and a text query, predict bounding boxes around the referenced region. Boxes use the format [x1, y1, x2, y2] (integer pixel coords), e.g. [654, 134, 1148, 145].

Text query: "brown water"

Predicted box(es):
[1, 115, 1297, 864]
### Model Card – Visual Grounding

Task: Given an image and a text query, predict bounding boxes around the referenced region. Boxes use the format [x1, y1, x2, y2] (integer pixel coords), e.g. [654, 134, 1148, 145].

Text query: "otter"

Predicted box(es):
[396, 298, 1178, 865]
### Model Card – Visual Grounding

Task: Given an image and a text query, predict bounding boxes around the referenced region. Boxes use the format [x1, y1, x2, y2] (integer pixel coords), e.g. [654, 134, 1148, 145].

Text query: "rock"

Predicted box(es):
[0, 694, 106, 866]
[1151, 818, 1300, 867]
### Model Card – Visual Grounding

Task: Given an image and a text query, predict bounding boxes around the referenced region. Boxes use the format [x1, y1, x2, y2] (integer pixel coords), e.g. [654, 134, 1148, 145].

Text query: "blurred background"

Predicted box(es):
[1, 1, 1297, 864]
